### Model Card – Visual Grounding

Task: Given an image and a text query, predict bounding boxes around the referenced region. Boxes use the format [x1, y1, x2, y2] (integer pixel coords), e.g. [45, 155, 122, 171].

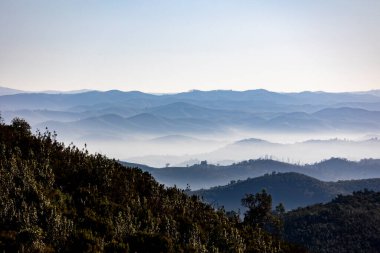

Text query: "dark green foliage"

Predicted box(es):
[0, 118, 300, 252]
[242, 190, 273, 228]
[284, 190, 380, 253]
[240, 190, 306, 253]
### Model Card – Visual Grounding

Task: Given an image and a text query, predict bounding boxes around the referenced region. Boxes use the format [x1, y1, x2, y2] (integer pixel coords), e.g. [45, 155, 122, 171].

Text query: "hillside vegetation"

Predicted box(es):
[284, 190, 380, 253]
[0, 118, 303, 252]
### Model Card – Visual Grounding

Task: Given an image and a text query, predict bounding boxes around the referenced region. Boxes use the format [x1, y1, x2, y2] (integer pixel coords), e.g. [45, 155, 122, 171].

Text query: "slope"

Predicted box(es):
[0, 118, 299, 252]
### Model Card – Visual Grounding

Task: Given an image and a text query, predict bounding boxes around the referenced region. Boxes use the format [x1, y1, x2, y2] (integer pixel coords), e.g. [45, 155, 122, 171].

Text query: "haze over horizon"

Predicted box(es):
[1, 0, 380, 93]
[2, 85, 380, 95]
[1, 0, 380, 168]
[2, 88, 380, 167]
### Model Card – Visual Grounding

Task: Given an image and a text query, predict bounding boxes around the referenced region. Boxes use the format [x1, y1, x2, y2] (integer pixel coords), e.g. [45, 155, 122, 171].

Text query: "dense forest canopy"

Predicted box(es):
[284, 190, 380, 253]
[0, 117, 303, 252]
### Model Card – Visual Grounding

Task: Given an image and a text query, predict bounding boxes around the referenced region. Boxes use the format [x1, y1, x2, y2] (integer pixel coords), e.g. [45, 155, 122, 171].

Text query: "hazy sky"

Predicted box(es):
[0, 0, 379, 93]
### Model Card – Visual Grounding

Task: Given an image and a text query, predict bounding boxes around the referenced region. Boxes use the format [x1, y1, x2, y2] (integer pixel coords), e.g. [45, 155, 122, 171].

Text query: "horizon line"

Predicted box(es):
[1, 85, 379, 95]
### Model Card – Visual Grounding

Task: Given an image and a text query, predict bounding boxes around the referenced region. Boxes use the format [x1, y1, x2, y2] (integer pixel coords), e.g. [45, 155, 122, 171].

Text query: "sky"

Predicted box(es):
[0, 0, 379, 93]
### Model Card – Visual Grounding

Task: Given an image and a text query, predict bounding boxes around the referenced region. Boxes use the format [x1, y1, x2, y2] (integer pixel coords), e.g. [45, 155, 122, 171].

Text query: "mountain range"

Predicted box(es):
[3, 88, 380, 135]
[1, 87, 380, 168]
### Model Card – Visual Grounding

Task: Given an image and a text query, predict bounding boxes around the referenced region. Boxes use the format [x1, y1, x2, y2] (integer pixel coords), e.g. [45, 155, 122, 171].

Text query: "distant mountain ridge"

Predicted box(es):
[122, 157, 380, 190]
[15, 105, 380, 137]
[2, 87, 380, 109]
[0, 86, 94, 96]
[191, 172, 380, 211]
[0, 86, 25, 96]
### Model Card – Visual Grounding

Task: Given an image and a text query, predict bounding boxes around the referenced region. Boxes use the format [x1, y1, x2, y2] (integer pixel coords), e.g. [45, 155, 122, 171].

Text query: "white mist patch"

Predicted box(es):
[34, 123, 380, 168]
[122, 131, 380, 167]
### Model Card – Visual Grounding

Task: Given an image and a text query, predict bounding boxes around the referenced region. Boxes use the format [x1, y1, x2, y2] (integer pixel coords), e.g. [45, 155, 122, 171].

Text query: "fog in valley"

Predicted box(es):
[2, 87, 380, 172]
[71, 130, 380, 168]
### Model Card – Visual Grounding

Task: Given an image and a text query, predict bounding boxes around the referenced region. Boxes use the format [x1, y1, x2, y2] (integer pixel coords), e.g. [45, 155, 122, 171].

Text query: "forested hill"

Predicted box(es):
[0, 118, 304, 252]
[284, 190, 380, 253]
[191, 172, 380, 211]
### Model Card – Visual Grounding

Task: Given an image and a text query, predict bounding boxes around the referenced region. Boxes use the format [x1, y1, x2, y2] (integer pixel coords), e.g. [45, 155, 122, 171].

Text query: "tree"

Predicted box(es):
[241, 189, 272, 227]
[275, 203, 285, 216]
[241, 189, 283, 235]
[11, 117, 31, 135]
